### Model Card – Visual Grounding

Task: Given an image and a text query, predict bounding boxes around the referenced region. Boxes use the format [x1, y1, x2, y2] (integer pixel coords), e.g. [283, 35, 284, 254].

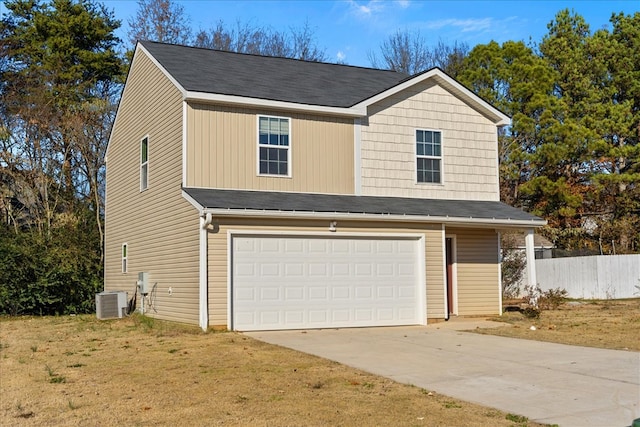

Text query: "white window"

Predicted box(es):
[258, 116, 290, 176]
[416, 130, 442, 184]
[140, 136, 149, 191]
[121, 243, 128, 273]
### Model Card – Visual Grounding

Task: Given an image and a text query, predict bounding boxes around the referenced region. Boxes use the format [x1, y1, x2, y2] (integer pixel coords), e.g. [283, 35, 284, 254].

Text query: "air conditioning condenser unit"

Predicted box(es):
[96, 291, 127, 319]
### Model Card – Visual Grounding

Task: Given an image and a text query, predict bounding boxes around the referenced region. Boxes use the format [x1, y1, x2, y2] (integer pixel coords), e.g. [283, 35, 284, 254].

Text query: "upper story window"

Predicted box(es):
[258, 115, 290, 176]
[416, 129, 442, 184]
[140, 136, 149, 191]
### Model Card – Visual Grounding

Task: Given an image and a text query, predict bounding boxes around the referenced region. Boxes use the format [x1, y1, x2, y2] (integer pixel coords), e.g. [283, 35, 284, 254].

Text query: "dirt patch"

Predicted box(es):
[477, 299, 640, 351]
[0, 314, 545, 426]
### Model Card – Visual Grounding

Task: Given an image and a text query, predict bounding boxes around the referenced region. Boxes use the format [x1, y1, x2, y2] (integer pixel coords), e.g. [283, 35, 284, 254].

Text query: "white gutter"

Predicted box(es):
[199, 212, 212, 331]
[201, 208, 547, 228]
[184, 91, 366, 117]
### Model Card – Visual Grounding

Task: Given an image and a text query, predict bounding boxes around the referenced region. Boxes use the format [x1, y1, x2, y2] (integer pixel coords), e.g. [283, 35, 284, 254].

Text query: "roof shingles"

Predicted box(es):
[183, 188, 544, 224]
[140, 40, 408, 108]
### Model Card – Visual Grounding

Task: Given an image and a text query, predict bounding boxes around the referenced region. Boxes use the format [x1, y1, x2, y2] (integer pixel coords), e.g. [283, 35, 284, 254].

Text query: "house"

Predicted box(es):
[502, 232, 554, 260]
[104, 41, 546, 331]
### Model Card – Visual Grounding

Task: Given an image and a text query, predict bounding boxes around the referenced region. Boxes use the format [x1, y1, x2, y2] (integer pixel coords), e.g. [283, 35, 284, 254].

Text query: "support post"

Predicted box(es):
[525, 228, 537, 288]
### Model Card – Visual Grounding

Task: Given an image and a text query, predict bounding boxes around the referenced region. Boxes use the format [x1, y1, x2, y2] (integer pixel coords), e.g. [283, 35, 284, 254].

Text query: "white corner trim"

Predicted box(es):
[182, 101, 188, 186]
[417, 234, 427, 325]
[354, 118, 362, 196]
[441, 225, 448, 318]
[226, 230, 233, 331]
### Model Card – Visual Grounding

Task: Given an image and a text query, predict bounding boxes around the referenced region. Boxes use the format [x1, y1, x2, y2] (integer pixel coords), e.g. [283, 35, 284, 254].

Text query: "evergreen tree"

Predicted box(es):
[0, 0, 124, 314]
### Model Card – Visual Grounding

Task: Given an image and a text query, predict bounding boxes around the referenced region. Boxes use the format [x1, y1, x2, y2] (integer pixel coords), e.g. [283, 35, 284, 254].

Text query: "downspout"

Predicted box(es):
[199, 212, 212, 331]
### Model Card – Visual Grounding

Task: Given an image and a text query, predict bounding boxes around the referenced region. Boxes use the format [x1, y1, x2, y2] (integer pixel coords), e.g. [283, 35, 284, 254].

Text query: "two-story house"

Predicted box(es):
[104, 41, 545, 331]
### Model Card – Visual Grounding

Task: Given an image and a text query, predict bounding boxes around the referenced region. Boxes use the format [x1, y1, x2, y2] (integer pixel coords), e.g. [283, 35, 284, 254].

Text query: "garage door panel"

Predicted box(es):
[377, 286, 394, 298]
[260, 239, 280, 252]
[260, 287, 279, 300]
[285, 311, 303, 323]
[309, 286, 327, 300]
[232, 235, 422, 331]
[285, 287, 304, 300]
[285, 263, 304, 276]
[378, 308, 394, 320]
[309, 240, 328, 253]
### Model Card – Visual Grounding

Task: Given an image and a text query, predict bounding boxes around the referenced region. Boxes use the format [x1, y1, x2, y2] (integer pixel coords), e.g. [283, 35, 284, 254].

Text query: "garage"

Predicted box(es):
[230, 234, 425, 331]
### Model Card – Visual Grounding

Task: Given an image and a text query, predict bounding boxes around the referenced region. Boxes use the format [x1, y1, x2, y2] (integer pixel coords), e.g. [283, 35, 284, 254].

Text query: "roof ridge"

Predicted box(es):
[139, 40, 406, 76]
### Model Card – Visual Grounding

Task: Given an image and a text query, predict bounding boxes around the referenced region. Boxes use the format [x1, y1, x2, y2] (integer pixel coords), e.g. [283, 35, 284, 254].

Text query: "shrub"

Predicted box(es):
[521, 284, 568, 314]
[501, 249, 526, 299]
[0, 218, 102, 316]
[539, 287, 568, 310]
[500, 234, 527, 300]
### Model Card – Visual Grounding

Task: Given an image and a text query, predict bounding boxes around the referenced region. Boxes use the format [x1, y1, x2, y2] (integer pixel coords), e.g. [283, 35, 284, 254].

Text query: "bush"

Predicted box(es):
[0, 219, 102, 316]
[521, 284, 568, 315]
[501, 249, 526, 299]
[539, 287, 568, 310]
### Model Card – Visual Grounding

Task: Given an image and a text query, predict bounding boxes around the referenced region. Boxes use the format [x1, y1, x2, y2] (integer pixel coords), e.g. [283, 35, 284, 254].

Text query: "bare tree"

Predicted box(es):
[127, 0, 191, 47]
[369, 29, 432, 75]
[433, 39, 469, 77]
[369, 29, 469, 76]
[194, 19, 326, 61]
[290, 20, 326, 61]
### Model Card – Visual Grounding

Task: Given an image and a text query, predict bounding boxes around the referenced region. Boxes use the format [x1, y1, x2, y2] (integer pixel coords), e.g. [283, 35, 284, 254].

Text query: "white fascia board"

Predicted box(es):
[181, 189, 204, 214]
[203, 208, 547, 228]
[353, 68, 511, 127]
[184, 91, 366, 117]
[137, 43, 187, 96]
[108, 43, 189, 158]
[106, 44, 143, 158]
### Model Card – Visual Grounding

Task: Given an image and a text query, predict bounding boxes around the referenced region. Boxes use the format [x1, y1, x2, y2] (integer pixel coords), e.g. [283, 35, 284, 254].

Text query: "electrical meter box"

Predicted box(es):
[137, 272, 149, 295]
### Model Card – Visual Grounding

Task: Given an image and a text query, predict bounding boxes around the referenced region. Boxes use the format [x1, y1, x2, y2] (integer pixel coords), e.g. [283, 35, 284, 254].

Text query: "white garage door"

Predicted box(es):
[231, 234, 423, 331]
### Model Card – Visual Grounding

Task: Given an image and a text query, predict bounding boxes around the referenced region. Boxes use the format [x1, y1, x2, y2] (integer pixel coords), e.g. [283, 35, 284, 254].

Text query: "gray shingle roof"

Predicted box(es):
[139, 41, 409, 108]
[183, 188, 544, 224]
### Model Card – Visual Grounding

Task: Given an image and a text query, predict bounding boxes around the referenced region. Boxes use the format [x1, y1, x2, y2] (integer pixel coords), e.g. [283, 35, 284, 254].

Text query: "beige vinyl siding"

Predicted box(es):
[104, 50, 200, 324]
[361, 80, 500, 201]
[185, 103, 354, 194]
[206, 218, 445, 327]
[448, 227, 500, 315]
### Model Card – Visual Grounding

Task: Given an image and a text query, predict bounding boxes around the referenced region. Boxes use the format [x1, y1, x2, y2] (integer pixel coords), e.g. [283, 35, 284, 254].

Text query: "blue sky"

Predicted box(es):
[3, 1, 638, 66]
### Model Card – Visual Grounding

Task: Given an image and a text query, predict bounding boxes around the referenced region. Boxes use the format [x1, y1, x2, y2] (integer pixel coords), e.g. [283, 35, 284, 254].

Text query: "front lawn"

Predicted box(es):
[477, 298, 640, 351]
[0, 315, 545, 426]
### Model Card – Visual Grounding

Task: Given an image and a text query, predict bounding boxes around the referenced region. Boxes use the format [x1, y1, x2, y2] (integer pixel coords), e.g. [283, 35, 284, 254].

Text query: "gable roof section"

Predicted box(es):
[182, 188, 545, 227]
[137, 41, 510, 124]
[139, 41, 407, 108]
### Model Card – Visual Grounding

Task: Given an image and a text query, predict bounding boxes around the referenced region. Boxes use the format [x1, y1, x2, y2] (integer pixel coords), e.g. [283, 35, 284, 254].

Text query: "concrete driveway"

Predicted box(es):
[246, 321, 640, 427]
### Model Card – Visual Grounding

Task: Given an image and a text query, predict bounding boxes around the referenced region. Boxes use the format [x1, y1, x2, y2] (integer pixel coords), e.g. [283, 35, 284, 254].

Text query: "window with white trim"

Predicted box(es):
[416, 129, 442, 184]
[140, 136, 149, 191]
[121, 243, 128, 273]
[258, 116, 290, 176]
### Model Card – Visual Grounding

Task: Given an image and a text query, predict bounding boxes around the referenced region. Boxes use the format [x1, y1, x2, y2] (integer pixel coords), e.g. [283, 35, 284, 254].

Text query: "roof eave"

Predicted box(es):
[201, 207, 547, 228]
[184, 91, 367, 117]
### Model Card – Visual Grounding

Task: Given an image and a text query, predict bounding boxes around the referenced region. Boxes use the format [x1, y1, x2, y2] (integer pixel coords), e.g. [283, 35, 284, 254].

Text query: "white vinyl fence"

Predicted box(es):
[535, 254, 640, 299]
